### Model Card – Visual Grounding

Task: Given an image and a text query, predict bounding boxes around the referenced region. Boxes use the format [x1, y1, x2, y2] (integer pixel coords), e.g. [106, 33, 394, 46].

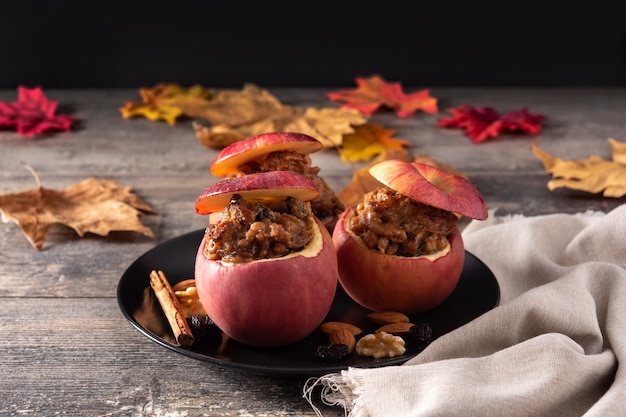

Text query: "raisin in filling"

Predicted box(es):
[237, 151, 344, 221]
[205, 194, 314, 263]
[347, 186, 458, 257]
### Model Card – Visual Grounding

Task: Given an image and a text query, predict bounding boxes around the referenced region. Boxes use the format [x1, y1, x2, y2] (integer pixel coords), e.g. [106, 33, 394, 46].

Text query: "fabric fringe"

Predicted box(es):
[303, 368, 369, 417]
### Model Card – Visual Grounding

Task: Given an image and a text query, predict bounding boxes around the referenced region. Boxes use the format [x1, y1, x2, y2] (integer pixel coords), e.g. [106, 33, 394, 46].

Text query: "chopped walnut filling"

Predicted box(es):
[205, 194, 314, 263]
[347, 186, 458, 257]
[236, 150, 345, 221]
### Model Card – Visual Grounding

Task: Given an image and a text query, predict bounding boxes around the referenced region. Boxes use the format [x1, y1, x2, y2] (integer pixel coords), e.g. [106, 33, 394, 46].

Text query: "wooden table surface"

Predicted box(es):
[1, 87, 625, 416]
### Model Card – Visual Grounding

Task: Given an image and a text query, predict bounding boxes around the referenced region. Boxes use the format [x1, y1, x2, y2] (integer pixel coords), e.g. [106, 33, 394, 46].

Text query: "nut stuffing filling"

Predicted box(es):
[347, 186, 459, 257]
[236, 150, 345, 221]
[205, 193, 314, 263]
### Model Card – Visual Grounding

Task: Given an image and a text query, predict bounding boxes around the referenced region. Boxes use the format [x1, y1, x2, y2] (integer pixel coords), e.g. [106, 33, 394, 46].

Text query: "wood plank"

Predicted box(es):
[0, 298, 341, 416]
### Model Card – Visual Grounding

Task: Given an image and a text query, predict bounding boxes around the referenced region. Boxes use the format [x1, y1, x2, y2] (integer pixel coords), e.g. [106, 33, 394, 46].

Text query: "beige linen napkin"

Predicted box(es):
[305, 204, 626, 417]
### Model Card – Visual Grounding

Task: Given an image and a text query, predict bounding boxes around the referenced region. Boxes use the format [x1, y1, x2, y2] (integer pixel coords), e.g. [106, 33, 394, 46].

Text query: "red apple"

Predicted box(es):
[332, 160, 487, 313]
[210, 131, 323, 177]
[194, 170, 338, 347]
[195, 215, 338, 347]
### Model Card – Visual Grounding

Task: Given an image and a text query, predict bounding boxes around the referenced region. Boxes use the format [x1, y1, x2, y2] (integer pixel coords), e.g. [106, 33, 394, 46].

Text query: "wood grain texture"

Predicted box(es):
[0, 88, 624, 416]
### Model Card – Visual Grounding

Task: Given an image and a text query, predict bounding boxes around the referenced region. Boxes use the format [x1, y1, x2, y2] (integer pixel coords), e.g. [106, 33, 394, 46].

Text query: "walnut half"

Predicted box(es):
[355, 332, 406, 358]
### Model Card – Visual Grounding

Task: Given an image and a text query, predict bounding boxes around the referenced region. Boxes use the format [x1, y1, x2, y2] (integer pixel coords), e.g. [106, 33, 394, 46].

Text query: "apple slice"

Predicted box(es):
[369, 160, 488, 220]
[196, 170, 320, 214]
[211, 132, 324, 177]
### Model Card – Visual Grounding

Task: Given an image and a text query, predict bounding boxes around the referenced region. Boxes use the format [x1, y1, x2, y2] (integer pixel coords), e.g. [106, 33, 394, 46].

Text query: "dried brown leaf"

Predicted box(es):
[194, 94, 367, 150]
[283, 107, 367, 148]
[198, 84, 291, 127]
[532, 138, 626, 198]
[0, 163, 157, 250]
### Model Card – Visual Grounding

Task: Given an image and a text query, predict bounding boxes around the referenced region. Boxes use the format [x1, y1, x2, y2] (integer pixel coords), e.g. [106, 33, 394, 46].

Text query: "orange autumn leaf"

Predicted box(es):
[531, 138, 626, 198]
[120, 83, 213, 125]
[340, 124, 412, 162]
[338, 151, 470, 208]
[0, 163, 157, 250]
[194, 107, 366, 149]
[327, 75, 438, 118]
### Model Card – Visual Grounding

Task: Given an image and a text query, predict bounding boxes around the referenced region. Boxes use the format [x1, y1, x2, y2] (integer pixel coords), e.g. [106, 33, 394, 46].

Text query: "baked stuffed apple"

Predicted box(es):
[194, 170, 339, 347]
[332, 160, 488, 314]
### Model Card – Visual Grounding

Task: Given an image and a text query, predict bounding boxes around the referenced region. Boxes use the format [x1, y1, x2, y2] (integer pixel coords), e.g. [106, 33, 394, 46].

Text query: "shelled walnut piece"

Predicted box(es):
[316, 310, 427, 360]
[172, 279, 206, 317]
[355, 332, 406, 358]
[359, 311, 411, 358]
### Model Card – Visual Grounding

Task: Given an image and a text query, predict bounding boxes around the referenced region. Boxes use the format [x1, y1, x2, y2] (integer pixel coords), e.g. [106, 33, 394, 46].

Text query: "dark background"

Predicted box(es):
[2, 1, 626, 89]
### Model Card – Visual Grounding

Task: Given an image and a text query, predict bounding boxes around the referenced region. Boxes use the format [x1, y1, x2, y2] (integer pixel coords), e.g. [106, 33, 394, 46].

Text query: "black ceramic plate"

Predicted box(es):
[117, 229, 500, 375]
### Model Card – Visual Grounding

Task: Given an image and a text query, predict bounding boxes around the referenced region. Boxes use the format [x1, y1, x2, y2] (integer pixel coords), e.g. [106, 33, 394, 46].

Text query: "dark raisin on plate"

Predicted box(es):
[410, 322, 433, 350]
[187, 314, 220, 344]
[316, 344, 350, 361]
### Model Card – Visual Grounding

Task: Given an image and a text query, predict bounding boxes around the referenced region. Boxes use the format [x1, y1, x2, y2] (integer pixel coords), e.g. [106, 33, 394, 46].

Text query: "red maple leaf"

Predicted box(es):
[437, 105, 545, 143]
[0, 86, 75, 136]
[326, 75, 438, 118]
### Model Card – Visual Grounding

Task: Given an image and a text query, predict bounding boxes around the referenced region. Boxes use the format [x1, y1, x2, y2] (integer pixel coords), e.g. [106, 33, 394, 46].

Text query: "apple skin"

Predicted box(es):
[332, 208, 465, 314]
[194, 216, 339, 347]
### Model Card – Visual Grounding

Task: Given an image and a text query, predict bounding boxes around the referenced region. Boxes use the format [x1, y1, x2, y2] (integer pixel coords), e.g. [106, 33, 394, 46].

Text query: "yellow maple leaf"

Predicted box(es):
[340, 124, 412, 162]
[531, 138, 626, 198]
[121, 102, 183, 125]
[283, 107, 367, 148]
[610, 137, 626, 165]
[120, 83, 213, 125]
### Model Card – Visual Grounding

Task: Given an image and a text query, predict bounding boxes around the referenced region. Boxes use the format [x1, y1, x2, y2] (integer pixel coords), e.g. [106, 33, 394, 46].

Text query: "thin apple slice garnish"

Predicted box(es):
[196, 170, 320, 214]
[369, 160, 488, 220]
[210, 132, 324, 177]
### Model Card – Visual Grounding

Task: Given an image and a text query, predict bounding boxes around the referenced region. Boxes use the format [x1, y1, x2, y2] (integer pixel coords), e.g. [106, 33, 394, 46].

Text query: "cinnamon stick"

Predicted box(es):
[149, 270, 194, 347]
